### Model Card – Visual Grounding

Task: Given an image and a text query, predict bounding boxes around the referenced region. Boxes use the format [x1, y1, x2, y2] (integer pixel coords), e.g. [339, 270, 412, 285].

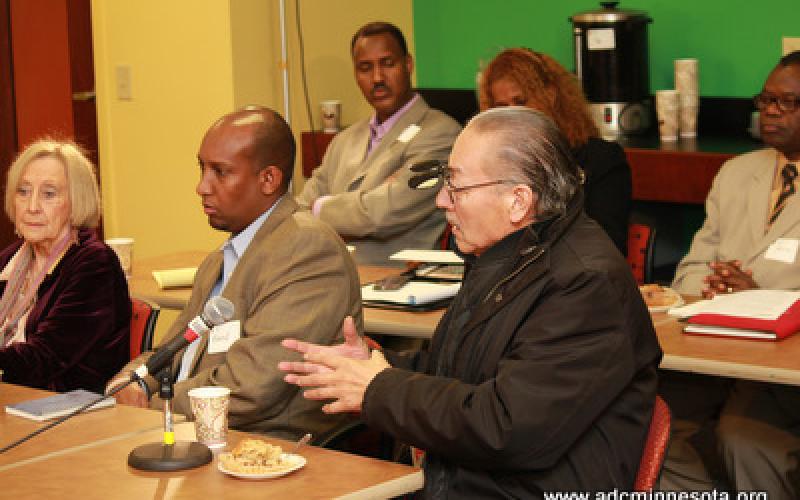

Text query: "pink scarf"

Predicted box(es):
[0, 230, 76, 347]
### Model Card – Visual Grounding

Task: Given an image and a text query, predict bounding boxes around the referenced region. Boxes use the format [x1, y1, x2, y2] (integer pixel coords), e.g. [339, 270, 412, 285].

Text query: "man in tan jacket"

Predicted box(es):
[297, 22, 461, 266]
[112, 106, 361, 441]
[663, 52, 800, 498]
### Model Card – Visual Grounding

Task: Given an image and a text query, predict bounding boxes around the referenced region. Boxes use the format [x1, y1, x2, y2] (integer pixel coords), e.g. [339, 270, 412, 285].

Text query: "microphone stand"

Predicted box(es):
[127, 367, 212, 471]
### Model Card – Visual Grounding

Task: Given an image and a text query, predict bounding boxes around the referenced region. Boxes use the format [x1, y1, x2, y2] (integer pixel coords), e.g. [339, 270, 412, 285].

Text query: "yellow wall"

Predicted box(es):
[92, 1, 234, 259]
[283, 0, 415, 175]
[92, 1, 413, 342]
[93, 0, 413, 256]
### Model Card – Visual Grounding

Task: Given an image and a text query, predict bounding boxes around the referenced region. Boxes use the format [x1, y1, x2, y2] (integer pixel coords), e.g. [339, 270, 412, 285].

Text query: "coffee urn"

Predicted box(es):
[570, 2, 652, 137]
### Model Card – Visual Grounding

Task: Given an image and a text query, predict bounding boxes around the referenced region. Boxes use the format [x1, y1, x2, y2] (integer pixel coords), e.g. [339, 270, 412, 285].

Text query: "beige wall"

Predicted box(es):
[93, 0, 413, 259]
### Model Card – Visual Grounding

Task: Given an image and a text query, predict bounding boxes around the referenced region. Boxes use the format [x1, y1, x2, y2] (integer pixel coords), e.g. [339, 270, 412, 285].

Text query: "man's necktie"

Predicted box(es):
[769, 163, 798, 226]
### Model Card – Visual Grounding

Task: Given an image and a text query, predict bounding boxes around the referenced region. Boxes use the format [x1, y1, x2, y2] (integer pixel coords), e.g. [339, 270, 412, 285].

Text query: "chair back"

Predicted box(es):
[130, 297, 160, 359]
[627, 222, 656, 284]
[634, 395, 671, 490]
[439, 223, 453, 250]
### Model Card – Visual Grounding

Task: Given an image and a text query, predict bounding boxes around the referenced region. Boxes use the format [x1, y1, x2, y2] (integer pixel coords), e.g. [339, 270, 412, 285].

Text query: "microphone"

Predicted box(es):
[133, 296, 234, 381]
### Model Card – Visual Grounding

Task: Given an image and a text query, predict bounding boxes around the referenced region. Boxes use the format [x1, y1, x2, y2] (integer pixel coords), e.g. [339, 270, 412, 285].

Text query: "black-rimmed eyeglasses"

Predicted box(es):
[407, 160, 517, 204]
[754, 92, 800, 113]
[442, 177, 517, 204]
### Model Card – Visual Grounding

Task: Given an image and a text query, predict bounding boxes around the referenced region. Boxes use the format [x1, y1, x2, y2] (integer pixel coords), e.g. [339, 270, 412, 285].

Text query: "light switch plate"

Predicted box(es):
[115, 65, 132, 100]
[783, 37, 800, 55]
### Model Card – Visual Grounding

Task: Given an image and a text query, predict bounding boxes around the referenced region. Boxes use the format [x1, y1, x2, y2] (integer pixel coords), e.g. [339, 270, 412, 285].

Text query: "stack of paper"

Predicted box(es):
[389, 249, 464, 265]
[672, 290, 800, 340]
[362, 281, 461, 306]
[152, 267, 197, 289]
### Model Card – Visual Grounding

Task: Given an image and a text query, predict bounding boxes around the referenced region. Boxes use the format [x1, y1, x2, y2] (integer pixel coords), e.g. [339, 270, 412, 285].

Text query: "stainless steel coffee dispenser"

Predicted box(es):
[570, 2, 652, 137]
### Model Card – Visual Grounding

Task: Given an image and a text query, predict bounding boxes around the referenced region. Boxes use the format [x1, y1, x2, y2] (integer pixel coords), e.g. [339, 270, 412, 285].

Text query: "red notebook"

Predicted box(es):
[684, 298, 800, 340]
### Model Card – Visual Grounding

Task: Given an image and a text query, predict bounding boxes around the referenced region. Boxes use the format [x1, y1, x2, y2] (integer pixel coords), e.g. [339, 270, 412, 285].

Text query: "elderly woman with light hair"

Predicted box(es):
[0, 139, 130, 393]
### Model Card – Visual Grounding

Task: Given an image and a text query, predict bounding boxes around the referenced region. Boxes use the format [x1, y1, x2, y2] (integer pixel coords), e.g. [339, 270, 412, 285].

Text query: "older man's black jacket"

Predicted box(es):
[362, 195, 663, 498]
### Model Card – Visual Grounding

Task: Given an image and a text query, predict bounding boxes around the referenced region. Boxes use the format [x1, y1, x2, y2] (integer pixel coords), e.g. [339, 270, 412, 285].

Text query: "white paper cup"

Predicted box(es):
[675, 58, 699, 96]
[679, 94, 699, 138]
[655, 90, 680, 142]
[749, 111, 761, 139]
[188, 386, 231, 448]
[105, 237, 134, 276]
[321, 100, 341, 133]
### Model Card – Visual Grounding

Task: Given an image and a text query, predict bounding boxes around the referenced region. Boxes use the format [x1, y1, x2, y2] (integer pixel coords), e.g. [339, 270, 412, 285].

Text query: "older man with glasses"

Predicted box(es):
[660, 51, 800, 498]
[280, 107, 662, 497]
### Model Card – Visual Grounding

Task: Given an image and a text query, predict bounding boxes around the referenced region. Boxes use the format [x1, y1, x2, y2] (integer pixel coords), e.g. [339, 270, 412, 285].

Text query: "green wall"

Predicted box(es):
[413, 0, 798, 97]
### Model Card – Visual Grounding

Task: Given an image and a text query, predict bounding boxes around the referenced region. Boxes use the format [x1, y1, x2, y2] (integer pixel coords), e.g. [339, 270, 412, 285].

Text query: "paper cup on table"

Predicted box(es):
[188, 386, 231, 449]
[105, 237, 134, 276]
[655, 90, 680, 142]
[674, 58, 699, 96]
[679, 93, 699, 138]
[320, 100, 341, 133]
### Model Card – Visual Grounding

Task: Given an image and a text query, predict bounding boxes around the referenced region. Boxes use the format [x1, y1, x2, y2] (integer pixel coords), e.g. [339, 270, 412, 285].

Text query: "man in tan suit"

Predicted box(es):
[112, 106, 361, 441]
[297, 22, 461, 266]
[662, 52, 800, 498]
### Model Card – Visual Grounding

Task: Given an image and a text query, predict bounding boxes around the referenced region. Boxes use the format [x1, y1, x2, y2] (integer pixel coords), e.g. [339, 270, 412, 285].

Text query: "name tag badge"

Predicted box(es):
[397, 124, 421, 143]
[764, 238, 800, 264]
[207, 320, 241, 354]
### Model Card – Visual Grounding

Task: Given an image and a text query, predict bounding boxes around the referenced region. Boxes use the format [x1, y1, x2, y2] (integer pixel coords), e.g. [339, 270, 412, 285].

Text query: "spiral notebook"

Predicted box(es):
[5, 389, 115, 421]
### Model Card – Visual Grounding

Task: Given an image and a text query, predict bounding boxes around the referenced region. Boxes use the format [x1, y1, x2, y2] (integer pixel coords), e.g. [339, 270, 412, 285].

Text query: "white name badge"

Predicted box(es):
[764, 238, 800, 264]
[207, 320, 241, 354]
[397, 124, 421, 143]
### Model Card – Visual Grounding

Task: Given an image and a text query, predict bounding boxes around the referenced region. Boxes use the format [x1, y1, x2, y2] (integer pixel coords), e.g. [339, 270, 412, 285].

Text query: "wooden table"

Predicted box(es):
[129, 251, 207, 310]
[0, 384, 423, 498]
[0, 383, 165, 468]
[650, 312, 800, 386]
[130, 254, 800, 386]
[130, 254, 442, 339]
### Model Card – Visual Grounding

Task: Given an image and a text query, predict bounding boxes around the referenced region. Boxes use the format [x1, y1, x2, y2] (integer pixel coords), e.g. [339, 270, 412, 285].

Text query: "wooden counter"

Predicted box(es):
[620, 135, 759, 204]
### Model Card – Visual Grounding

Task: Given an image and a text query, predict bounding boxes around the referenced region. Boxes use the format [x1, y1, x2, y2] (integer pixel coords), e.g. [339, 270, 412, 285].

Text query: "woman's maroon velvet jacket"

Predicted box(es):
[0, 228, 130, 393]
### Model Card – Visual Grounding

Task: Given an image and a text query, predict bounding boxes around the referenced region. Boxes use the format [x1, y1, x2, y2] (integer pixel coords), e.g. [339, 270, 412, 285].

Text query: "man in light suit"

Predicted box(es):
[662, 52, 800, 498]
[297, 21, 461, 266]
[112, 106, 361, 441]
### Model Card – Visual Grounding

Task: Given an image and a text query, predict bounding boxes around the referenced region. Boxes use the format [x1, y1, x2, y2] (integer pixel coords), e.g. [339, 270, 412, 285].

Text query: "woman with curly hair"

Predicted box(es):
[479, 47, 632, 254]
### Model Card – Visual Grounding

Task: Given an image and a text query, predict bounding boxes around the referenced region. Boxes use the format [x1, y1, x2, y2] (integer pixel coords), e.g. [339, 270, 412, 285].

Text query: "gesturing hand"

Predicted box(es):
[283, 349, 390, 414]
[279, 316, 369, 376]
[702, 260, 758, 299]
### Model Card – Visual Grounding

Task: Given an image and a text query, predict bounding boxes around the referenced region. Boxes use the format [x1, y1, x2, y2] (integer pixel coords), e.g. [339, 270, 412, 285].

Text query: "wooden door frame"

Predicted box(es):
[0, 0, 18, 248]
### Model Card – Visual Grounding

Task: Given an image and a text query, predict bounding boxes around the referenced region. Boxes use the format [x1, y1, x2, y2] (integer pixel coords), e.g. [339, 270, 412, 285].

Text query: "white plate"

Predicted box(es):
[641, 286, 684, 313]
[217, 453, 306, 479]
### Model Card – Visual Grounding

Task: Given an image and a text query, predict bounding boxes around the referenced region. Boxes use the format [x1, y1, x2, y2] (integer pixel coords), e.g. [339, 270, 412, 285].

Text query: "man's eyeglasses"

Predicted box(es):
[408, 160, 517, 203]
[753, 92, 800, 113]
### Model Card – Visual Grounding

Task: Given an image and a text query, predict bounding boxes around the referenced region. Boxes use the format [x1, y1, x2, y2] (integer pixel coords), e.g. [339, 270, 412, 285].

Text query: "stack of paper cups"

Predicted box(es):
[675, 59, 699, 138]
[655, 90, 680, 142]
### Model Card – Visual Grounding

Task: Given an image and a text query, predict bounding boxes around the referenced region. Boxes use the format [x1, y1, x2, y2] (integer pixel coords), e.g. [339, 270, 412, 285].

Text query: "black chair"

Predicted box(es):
[314, 417, 396, 461]
[627, 222, 657, 284]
